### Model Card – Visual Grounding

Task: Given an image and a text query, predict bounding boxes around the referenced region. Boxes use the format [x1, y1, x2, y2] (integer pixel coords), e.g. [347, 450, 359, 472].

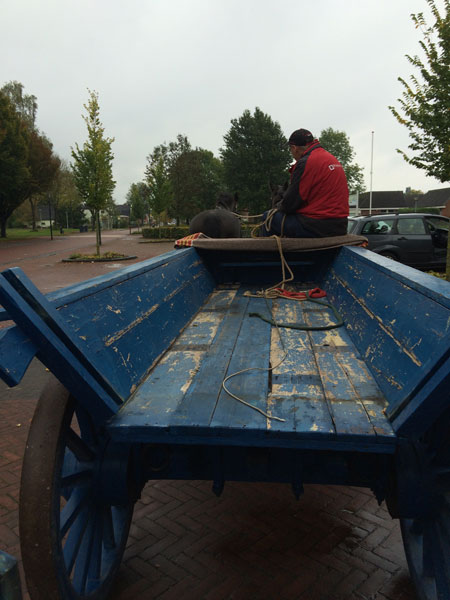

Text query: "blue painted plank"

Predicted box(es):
[0, 274, 118, 422]
[323, 247, 450, 421]
[267, 299, 335, 435]
[0, 327, 36, 386]
[57, 252, 215, 399]
[3, 267, 124, 404]
[209, 295, 273, 430]
[115, 290, 236, 428]
[0, 551, 22, 600]
[305, 301, 381, 438]
[391, 355, 450, 437]
[170, 290, 252, 427]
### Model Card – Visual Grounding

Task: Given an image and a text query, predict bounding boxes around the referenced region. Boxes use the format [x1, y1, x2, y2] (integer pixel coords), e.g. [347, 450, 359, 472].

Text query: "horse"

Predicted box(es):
[189, 192, 241, 238]
[269, 182, 288, 209]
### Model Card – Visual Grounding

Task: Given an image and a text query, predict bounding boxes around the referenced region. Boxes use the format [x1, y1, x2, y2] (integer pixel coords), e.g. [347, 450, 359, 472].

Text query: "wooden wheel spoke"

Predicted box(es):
[86, 514, 103, 593]
[72, 516, 97, 594]
[63, 503, 91, 575]
[60, 488, 90, 539]
[66, 428, 96, 463]
[429, 521, 450, 599]
[60, 468, 92, 489]
[75, 405, 99, 446]
[102, 506, 116, 550]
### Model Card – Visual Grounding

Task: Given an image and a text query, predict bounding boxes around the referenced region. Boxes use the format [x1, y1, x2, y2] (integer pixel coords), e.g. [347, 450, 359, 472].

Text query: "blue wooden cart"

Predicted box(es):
[1, 237, 449, 600]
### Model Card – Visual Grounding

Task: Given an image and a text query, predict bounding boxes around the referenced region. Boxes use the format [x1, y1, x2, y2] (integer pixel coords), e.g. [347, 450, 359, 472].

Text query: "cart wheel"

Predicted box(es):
[400, 435, 450, 600]
[20, 375, 134, 600]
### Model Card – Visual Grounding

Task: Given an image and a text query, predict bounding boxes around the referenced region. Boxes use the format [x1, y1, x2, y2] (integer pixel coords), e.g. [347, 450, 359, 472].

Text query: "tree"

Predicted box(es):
[146, 157, 172, 234]
[26, 131, 61, 230]
[220, 107, 292, 214]
[51, 161, 85, 229]
[170, 148, 224, 223]
[319, 128, 365, 193]
[126, 182, 149, 230]
[1, 81, 61, 232]
[1, 81, 37, 130]
[145, 135, 191, 225]
[71, 90, 115, 255]
[388, 0, 450, 278]
[0, 92, 30, 237]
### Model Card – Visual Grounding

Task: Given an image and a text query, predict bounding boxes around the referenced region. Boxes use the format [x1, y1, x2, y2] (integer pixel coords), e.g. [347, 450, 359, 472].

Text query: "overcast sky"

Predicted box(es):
[2, 0, 448, 203]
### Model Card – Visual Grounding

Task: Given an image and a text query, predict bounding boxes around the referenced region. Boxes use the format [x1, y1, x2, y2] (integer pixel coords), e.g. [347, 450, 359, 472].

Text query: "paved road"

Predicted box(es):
[0, 232, 417, 599]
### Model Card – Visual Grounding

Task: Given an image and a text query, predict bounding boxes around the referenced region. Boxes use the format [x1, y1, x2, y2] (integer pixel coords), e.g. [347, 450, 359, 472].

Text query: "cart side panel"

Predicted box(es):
[323, 247, 450, 436]
[0, 249, 215, 402]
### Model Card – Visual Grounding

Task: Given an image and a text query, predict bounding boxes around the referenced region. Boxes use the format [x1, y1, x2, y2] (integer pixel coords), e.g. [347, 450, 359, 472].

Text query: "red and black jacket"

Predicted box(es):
[280, 140, 349, 236]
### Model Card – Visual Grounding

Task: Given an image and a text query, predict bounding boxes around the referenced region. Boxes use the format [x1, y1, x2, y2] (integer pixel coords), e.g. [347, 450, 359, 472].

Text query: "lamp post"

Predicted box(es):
[369, 131, 374, 215]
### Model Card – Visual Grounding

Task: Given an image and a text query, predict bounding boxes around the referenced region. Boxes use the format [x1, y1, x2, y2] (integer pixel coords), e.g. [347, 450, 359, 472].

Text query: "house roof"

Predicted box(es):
[419, 188, 450, 208]
[357, 191, 405, 209]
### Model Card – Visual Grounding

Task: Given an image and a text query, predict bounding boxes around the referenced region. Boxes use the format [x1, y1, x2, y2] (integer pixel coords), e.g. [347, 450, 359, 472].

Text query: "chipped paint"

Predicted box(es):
[335, 274, 422, 366]
[106, 305, 121, 314]
[104, 303, 159, 346]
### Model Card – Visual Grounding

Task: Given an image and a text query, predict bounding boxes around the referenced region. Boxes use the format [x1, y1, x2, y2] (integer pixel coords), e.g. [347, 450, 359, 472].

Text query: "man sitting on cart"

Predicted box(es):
[262, 128, 349, 238]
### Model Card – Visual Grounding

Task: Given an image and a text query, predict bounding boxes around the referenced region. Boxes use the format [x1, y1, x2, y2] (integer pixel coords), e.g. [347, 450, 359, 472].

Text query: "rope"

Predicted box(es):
[220, 233, 344, 423]
[220, 234, 293, 423]
[249, 297, 344, 330]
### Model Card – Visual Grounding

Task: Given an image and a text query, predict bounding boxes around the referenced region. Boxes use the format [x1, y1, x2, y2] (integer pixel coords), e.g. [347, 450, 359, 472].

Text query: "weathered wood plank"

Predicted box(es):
[115, 290, 237, 428]
[305, 301, 380, 438]
[0, 274, 118, 422]
[170, 291, 251, 428]
[267, 299, 335, 435]
[323, 247, 450, 421]
[209, 296, 273, 430]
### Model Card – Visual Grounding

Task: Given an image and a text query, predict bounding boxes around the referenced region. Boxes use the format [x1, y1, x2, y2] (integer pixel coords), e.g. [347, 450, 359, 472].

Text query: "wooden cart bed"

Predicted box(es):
[109, 284, 396, 452]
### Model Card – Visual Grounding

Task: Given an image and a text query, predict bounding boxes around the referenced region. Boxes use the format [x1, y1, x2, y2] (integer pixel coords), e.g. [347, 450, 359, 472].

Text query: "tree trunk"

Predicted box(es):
[446, 230, 450, 282]
[29, 197, 37, 231]
[94, 211, 100, 256]
[0, 219, 6, 238]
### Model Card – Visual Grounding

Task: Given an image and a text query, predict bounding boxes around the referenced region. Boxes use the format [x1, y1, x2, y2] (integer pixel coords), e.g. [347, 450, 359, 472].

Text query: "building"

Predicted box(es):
[351, 188, 450, 216]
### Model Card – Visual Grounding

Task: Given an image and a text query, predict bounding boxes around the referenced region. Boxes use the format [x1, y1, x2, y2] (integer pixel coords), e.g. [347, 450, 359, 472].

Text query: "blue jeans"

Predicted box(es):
[260, 211, 317, 238]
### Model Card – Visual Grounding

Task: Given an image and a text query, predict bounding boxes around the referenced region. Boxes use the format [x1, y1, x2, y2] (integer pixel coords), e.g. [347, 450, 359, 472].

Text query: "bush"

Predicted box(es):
[142, 226, 189, 240]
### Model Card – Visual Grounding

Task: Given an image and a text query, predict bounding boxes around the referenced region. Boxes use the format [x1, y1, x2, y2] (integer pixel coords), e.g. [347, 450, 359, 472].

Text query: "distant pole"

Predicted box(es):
[369, 131, 374, 215]
[48, 195, 53, 240]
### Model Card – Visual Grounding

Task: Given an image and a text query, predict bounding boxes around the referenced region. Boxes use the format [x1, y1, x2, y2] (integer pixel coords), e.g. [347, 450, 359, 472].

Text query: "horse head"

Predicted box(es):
[216, 192, 238, 213]
[269, 182, 288, 208]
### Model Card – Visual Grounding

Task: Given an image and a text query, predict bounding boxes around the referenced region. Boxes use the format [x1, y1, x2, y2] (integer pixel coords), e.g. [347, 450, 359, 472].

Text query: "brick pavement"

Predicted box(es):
[0, 232, 418, 599]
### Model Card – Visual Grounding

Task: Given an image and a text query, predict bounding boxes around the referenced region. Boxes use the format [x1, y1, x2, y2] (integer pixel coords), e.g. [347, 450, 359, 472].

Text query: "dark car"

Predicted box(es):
[348, 213, 449, 269]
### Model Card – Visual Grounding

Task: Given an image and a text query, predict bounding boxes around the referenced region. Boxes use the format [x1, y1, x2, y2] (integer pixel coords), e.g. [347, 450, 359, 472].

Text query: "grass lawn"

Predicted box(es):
[0, 228, 82, 240]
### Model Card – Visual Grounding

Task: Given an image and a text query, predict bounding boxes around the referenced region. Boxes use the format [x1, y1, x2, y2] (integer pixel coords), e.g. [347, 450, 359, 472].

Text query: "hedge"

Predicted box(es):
[142, 224, 257, 240]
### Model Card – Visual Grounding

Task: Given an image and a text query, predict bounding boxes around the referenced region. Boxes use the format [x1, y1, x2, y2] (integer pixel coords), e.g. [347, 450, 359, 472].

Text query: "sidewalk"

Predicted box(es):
[0, 232, 417, 599]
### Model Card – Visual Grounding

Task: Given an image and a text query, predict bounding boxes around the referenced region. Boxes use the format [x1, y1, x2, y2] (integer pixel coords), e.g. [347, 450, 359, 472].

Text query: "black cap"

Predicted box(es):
[288, 128, 314, 146]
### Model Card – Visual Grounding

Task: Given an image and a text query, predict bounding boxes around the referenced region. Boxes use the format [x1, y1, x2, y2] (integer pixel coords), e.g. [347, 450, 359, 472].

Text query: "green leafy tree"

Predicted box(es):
[26, 131, 61, 230]
[126, 182, 149, 230]
[2, 81, 61, 231]
[52, 161, 85, 229]
[221, 107, 291, 214]
[146, 157, 172, 235]
[389, 0, 450, 278]
[71, 90, 115, 255]
[319, 128, 365, 193]
[170, 148, 224, 223]
[1, 81, 37, 130]
[145, 135, 191, 225]
[0, 92, 30, 237]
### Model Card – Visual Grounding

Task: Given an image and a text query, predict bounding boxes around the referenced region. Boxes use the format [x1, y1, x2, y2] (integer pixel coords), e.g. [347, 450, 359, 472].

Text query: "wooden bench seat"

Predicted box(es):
[108, 285, 396, 452]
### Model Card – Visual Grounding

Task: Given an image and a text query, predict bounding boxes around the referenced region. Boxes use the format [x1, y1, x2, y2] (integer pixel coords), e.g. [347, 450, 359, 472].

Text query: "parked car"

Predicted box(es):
[348, 213, 449, 269]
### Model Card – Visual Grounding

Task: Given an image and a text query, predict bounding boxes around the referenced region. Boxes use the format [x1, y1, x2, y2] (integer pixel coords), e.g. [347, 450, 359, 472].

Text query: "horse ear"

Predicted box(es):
[269, 182, 276, 192]
[283, 181, 288, 191]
